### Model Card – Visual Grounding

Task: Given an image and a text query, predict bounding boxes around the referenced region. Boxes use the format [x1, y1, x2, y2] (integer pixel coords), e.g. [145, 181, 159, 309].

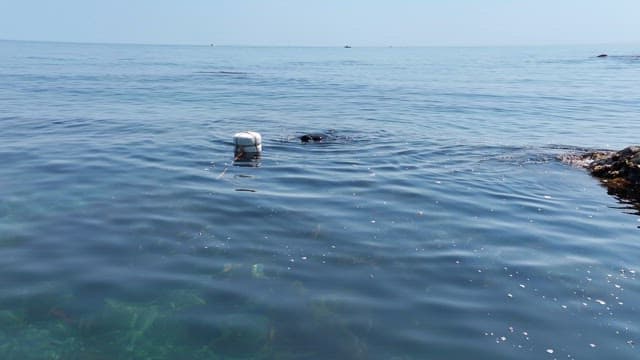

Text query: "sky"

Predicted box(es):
[0, 0, 638, 46]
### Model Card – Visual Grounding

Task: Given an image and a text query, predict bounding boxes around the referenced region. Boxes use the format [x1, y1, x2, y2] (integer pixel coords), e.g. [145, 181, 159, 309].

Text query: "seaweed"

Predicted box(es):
[0, 281, 353, 359]
[0, 314, 82, 360]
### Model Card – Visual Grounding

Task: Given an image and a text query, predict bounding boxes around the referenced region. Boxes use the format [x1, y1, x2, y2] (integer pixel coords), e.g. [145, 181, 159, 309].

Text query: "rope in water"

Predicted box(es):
[216, 151, 245, 179]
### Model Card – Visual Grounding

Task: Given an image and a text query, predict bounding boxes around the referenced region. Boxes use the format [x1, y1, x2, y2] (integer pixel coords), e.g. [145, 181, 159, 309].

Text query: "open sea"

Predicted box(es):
[1, 40, 640, 359]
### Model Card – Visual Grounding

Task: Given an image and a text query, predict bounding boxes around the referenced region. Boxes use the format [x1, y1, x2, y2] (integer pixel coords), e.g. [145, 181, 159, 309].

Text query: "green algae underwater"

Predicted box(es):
[0, 265, 368, 359]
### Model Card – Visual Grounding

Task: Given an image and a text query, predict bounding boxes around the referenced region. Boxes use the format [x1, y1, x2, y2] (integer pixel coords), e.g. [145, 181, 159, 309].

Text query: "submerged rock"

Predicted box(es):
[300, 133, 326, 143]
[564, 146, 640, 203]
[294, 129, 359, 145]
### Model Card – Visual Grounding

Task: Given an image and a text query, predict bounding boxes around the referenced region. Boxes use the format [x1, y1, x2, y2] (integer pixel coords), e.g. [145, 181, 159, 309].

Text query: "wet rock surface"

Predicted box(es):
[299, 133, 326, 143]
[563, 146, 640, 205]
[295, 129, 355, 144]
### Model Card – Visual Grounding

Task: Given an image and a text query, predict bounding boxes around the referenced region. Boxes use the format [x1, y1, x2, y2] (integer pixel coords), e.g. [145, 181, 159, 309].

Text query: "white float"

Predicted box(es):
[233, 131, 262, 158]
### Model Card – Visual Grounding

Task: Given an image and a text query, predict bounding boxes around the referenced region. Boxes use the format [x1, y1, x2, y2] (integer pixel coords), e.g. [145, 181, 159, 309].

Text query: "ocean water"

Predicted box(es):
[1, 40, 639, 359]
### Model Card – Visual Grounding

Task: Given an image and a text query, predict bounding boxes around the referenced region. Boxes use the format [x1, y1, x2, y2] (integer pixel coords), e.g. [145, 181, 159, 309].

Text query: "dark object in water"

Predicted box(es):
[563, 146, 640, 208]
[587, 146, 640, 197]
[597, 54, 608, 58]
[300, 133, 326, 143]
[344, 45, 352, 49]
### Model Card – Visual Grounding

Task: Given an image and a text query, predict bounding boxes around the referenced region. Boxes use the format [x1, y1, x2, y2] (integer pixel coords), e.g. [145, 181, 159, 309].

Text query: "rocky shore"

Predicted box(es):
[562, 146, 640, 204]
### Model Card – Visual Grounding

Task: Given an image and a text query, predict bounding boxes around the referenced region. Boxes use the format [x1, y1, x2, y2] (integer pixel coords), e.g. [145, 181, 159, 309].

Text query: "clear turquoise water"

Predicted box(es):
[1, 40, 639, 359]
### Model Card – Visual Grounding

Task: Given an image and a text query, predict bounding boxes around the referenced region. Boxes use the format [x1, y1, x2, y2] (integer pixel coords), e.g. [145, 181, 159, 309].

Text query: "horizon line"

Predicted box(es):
[1, 37, 637, 49]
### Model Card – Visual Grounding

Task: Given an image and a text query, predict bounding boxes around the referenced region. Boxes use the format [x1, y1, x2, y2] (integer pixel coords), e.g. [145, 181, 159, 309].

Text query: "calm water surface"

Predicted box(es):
[1, 40, 640, 359]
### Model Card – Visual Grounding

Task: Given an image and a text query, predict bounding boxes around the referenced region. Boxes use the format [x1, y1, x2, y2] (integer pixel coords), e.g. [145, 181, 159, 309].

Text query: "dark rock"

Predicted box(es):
[565, 146, 640, 206]
[588, 146, 640, 180]
[300, 133, 326, 143]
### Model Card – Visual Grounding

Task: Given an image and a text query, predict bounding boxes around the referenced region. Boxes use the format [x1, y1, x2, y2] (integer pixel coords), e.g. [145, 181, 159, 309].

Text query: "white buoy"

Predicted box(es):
[233, 131, 262, 158]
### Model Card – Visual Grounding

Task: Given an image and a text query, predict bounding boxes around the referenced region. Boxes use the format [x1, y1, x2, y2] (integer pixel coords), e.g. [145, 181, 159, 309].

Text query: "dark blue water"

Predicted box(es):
[1, 40, 639, 359]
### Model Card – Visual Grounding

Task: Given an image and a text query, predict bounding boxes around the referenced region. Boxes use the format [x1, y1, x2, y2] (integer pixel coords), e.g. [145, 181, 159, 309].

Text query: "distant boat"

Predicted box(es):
[344, 45, 352, 48]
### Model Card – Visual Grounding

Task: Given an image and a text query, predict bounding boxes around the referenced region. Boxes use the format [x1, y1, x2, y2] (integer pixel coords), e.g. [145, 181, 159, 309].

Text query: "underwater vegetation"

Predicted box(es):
[0, 288, 270, 359]
[0, 309, 82, 360]
[0, 264, 368, 360]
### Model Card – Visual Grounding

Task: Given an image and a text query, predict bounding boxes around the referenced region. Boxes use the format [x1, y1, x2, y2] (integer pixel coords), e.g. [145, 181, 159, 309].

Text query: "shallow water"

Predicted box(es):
[1, 40, 639, 359]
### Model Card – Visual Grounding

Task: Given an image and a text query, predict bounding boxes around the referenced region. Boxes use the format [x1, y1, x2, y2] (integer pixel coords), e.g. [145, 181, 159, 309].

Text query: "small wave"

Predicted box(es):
[194, 71, 249, 75]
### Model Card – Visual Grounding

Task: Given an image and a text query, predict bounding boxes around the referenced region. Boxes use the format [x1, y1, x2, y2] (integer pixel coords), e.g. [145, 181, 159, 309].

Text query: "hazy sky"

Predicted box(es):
[1, 0, 638, 46]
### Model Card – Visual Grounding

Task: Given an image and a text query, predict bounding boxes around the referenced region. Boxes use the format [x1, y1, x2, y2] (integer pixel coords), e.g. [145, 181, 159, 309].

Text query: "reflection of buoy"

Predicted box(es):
[234, 131, 262, 158]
